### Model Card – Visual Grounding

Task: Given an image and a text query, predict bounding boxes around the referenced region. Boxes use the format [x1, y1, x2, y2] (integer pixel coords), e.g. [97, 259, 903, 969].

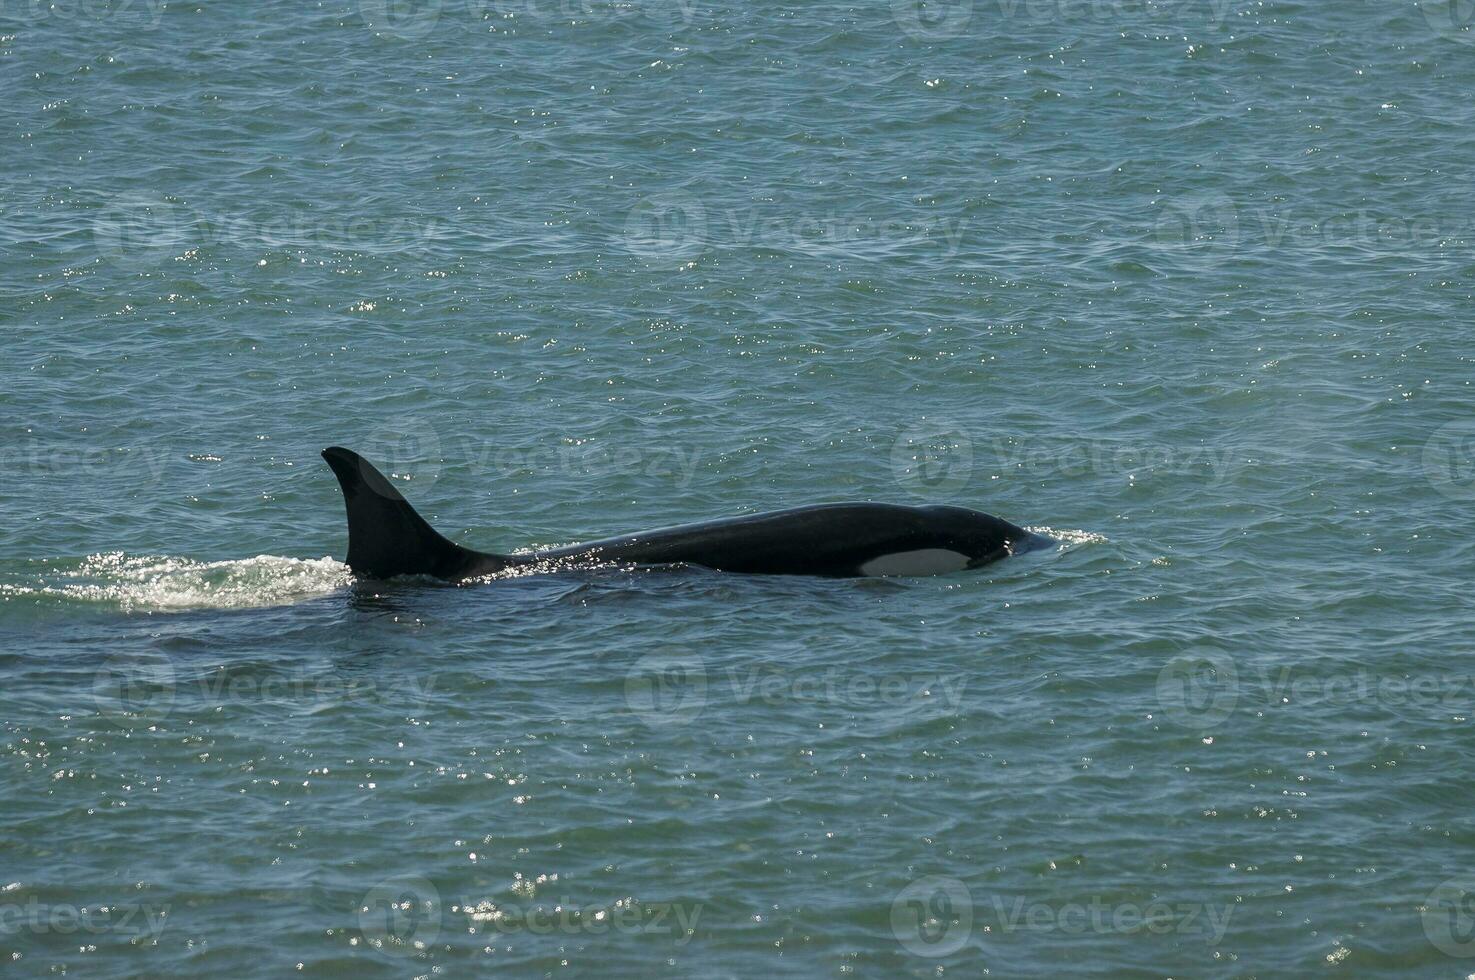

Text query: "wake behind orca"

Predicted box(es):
[322, 446, 1051, 580]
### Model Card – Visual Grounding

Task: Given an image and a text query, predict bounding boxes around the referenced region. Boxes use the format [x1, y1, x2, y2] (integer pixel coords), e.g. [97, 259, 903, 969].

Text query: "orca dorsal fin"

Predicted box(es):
[322, 447, 492, 580]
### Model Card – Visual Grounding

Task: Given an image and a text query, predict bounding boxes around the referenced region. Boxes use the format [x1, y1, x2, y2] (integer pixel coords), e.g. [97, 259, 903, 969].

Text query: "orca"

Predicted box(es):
[322, 446, 1051, 580]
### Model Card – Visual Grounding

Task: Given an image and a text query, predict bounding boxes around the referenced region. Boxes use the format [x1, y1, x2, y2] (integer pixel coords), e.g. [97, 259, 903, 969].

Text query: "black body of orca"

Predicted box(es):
[322, 446, 1050, 580]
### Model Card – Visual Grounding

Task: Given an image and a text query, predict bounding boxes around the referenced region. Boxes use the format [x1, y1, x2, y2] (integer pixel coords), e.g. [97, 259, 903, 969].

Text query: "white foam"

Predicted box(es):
[0, 553, 352, 613]
[1027, 527, 1108, 548]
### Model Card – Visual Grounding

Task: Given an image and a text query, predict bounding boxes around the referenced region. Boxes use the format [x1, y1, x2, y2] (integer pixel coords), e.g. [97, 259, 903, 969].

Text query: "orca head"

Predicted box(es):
[915, 504, 1051, 568]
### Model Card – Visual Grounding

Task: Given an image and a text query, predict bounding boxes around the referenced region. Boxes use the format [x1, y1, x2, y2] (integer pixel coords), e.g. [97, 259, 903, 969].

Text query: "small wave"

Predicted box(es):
[463, 556, 628, 584]
[0, 553, 352, 613]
